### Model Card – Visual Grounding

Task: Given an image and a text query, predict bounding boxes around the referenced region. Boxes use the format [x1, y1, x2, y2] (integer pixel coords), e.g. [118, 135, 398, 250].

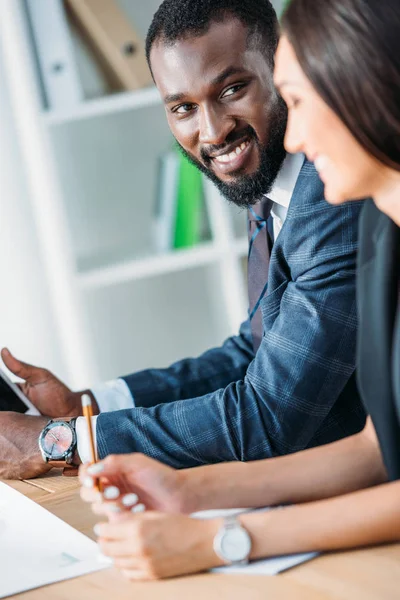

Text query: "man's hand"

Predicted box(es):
[1, 348, 96, 418]
[79, 454, 198, 515]
[0, 412, 51, 479]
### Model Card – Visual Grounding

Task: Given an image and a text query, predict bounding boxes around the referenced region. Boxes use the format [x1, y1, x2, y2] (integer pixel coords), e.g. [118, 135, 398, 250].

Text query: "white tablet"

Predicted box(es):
[0, 368, 40, 415]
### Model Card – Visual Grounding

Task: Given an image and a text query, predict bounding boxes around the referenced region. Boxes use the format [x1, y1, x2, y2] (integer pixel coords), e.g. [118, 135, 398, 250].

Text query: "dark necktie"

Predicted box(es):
[247, 198, 273, 352]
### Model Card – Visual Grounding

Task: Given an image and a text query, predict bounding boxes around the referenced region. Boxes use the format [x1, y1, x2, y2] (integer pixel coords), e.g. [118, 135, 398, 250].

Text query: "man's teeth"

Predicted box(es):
[214, 141, 249, 164]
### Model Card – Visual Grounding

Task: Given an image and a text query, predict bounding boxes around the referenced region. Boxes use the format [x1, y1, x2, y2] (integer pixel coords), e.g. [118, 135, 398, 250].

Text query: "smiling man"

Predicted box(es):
[0, 0, 366, 479]
[152, 14, 287, 208]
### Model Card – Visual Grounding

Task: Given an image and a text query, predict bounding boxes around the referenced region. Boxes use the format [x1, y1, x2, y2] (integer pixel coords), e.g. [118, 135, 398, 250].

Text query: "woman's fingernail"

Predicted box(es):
[122, 493, 139, 507]
[106, 504, 121, 514]
[83, 477, 94, 488]
[93, 524, 102, 536]
[103, 486, 120, 500]
[87, 463, 104, 475]
[131, 503, 145, 513]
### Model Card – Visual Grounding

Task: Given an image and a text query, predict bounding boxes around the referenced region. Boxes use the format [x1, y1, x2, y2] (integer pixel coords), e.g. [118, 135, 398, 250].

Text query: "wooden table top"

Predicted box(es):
[4, 472, 400, 600]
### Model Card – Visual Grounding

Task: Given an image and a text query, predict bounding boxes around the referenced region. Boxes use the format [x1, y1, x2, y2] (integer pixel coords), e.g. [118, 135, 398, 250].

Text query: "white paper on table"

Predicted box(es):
[0, 482, 109, 598]
[191, 507, 319, 575]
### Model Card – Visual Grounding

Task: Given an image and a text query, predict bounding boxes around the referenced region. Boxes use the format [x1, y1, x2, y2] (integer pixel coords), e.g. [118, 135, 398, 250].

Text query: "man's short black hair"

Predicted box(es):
[146, 0, 280, 73]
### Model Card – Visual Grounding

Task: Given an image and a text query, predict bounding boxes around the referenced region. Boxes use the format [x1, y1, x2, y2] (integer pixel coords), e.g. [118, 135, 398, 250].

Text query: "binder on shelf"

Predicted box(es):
[173, 153, 204, 249]
[26, 0, 83, 110]
[153, 150, 207, 253]
[65, 0, 153, 92]
[153, 151, 180, 254]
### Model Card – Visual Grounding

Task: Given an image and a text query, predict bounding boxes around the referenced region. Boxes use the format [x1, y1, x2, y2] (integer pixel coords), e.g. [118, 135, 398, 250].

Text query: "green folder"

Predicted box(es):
[173, 152, 204, 249]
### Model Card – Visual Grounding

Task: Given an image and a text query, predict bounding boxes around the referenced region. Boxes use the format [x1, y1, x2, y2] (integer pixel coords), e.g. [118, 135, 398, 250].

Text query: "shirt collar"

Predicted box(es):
[265, 153, 305, 208]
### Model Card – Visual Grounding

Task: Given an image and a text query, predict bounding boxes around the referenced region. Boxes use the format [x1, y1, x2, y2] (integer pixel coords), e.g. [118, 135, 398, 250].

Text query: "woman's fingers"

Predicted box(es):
[95, 519, 146, 558]
[112, 556, 143, 570]
[91, 499, 145, 516]
[98, 538, 134, 558]
[121, 493, 140, 508]
[94, 515, 139, 540]
[92, 502, 121, 515]
[83, 483, 144, 515]
[80, 483, 102, 503]
[102, 486, 120, 501]
[120, 568, 150, 581]
[79, 462, 130, 500]
[93, 512, 211, 581]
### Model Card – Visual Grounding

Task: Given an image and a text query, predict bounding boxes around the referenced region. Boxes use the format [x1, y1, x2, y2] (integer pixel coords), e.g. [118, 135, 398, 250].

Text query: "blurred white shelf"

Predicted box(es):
[78, 241, 225, 289]
[42, 86, 161, 126]
[233, 236, 248, 257]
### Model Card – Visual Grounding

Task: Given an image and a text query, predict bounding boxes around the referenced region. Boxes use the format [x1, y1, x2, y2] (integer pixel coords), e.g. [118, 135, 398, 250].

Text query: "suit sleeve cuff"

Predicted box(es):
[91, 378, 135, 413]
[76, 415, 98, 464]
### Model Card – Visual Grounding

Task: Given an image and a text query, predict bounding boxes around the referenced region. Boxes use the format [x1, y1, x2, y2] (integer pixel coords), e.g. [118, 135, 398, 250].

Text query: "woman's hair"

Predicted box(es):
[281, 0, 400, 171]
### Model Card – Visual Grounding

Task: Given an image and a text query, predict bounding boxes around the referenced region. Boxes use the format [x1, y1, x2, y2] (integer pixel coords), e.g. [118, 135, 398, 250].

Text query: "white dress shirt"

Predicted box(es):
[76, 152, 305, 463]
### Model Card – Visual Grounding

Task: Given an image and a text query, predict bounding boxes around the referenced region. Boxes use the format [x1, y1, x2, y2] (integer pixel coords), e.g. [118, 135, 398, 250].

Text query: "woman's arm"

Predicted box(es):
[93, 477, 400, 581]
[184, 417, 388, 511]
[81, 418, 387, 517]
[243, 478, 400, 560]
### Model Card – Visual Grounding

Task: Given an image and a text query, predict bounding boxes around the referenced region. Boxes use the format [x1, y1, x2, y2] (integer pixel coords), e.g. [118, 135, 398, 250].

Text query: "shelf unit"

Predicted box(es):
[0, 0, 281, 388]
[42, 86, 162, 126]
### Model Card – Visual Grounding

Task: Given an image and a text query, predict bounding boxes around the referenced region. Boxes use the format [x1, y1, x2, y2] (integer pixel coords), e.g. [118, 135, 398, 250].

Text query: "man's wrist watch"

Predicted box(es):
[38, 418, 80, 475]
[213, 514, 252, 565]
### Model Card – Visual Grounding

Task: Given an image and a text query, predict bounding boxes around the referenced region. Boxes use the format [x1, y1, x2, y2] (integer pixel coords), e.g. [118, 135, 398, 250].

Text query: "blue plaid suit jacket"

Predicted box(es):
[97, 160, 366, 467]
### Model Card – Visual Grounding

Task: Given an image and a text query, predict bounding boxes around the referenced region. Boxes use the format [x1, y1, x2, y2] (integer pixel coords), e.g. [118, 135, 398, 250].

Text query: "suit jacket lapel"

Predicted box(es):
[357, 200, 399, 454]
[269, 159, 324, 249]
[390, 219, 400, 423]
[392, 304, 400, 425]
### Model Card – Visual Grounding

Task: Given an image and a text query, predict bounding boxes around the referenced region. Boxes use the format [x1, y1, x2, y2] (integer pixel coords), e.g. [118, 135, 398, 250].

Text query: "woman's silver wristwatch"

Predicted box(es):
[213, 514, 252, 565]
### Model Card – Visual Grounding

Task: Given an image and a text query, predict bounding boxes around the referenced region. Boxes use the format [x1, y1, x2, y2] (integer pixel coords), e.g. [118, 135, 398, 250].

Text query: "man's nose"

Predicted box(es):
[198, 105, 235, 146]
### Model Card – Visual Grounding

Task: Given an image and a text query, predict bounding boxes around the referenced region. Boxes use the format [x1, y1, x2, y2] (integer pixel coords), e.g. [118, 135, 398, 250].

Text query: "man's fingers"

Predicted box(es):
[1, 348, 37, 381]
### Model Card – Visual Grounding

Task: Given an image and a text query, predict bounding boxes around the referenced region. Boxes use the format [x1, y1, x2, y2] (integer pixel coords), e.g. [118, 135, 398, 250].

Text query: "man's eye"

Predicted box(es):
[221, 84, 246, 99]
[173, 103, 195, 115]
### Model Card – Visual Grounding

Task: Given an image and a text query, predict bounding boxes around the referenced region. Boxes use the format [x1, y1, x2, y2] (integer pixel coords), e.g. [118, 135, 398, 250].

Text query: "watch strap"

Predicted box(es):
[62, 465, 80, 477]
[213, 514, 252, 565]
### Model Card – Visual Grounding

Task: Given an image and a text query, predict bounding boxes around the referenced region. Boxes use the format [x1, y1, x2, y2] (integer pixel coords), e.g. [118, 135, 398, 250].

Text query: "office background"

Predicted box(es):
[0, 0, 284, 390]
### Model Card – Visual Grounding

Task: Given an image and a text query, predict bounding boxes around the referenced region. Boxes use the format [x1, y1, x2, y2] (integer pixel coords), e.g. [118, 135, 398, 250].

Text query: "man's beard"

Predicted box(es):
[176, 98, 288, 209]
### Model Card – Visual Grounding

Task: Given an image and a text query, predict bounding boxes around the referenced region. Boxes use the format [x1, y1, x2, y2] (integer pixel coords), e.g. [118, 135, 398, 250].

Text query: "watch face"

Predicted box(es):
[220, 527, 252, 562]
[41, 422, 73, 460]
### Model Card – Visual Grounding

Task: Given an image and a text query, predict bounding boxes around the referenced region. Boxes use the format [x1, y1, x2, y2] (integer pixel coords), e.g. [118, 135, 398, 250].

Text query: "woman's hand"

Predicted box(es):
[79, 453, 195, 516]
[94, 511, 222, 580]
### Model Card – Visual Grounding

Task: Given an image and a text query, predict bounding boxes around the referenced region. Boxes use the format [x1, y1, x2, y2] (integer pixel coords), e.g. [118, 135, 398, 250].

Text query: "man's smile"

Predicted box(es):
[209, 138, 254, 175]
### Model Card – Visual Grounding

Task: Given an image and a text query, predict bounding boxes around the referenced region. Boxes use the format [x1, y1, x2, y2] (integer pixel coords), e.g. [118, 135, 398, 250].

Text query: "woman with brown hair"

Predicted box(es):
[80, 0, 400, 580]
